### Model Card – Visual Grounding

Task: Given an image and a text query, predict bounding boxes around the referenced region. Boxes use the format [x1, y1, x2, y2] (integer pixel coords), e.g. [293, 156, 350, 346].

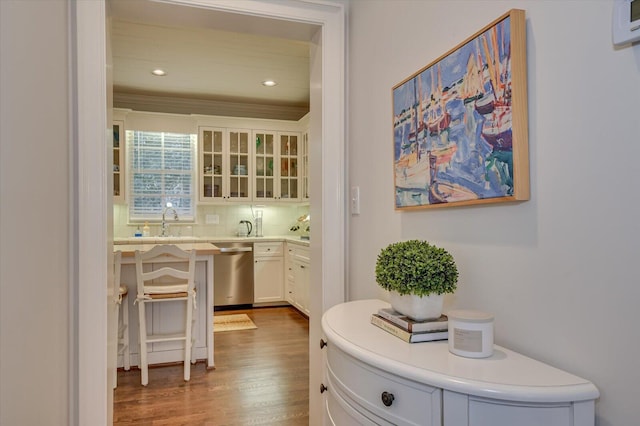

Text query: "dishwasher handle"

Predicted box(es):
[218, 247, 253, 254]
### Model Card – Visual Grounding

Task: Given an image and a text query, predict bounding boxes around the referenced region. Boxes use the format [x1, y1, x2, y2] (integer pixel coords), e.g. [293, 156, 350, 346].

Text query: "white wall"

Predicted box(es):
[0, 1, 71, 424]
[347, 1, 640, 424]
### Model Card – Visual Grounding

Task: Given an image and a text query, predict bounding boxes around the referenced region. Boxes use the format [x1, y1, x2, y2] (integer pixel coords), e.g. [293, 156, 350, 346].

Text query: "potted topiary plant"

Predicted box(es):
[375, 239, 458, 321]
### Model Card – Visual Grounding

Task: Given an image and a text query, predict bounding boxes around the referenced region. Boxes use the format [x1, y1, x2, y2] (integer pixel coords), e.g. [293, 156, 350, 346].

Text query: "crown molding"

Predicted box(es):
[113, 91, 309, 121]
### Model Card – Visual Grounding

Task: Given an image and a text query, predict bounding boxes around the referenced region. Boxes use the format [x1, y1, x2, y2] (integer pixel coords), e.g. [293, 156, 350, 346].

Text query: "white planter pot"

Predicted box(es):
[389, 291, 444, 321]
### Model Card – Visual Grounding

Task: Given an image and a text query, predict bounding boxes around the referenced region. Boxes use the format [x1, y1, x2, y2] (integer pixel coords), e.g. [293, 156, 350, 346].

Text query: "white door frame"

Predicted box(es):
[73, 0, 346, 424]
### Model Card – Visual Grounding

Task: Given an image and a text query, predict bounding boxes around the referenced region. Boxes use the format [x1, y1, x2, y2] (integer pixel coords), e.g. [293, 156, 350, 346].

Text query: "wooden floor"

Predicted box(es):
[114, 306, 309, 425]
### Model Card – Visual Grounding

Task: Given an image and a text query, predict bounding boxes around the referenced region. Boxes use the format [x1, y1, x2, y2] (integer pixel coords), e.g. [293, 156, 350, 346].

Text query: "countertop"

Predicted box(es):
[115, 242, 221, 257]
[114, 235, 310, 247]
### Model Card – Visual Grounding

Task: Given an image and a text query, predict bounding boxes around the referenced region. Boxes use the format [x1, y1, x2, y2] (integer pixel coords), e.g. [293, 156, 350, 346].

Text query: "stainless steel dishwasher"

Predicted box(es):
[214, 242, 254, 308]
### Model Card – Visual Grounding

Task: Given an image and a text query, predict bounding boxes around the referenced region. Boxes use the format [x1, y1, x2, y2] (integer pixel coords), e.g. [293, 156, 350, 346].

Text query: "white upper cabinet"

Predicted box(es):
[199, 127, 251, 203]
[112, 120, 125, 203]
[301, 129, 309, 201]
[253, 130, 301, 202]
[253, 131, 277, 202]
[278, 132, 300, 201]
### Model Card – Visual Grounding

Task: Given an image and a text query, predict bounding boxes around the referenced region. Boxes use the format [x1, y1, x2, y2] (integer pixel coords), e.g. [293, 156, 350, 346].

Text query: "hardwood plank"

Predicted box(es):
[114, 306, 309, 425]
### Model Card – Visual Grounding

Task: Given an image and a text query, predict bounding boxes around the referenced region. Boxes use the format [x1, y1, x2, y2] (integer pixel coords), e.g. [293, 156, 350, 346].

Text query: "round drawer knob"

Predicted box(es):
[381, 391, 395, 407]
[320, 384, 328, 393]
[320, 339, 327, 349]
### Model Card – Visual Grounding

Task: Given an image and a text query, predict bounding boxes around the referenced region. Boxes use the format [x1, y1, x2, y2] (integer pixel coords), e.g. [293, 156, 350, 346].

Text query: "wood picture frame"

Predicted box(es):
[392, 9, 529, 210]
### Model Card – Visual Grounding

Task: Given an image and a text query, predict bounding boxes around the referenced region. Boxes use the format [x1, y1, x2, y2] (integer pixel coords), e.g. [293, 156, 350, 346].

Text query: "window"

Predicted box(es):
[127, 130, 197, 221]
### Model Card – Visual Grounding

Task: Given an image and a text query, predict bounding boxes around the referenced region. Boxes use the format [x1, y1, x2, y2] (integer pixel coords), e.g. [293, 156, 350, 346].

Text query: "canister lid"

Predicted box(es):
[447, 309, 494, 323]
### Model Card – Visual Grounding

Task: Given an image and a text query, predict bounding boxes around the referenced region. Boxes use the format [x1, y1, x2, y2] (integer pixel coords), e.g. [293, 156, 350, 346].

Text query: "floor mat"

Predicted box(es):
[213, 313, 257, 332]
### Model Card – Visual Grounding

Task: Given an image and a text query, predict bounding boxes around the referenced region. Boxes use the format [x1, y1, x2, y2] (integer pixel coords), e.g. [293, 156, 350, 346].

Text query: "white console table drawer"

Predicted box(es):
[327, 343, 441, 426]
[321, 300, 599, 426]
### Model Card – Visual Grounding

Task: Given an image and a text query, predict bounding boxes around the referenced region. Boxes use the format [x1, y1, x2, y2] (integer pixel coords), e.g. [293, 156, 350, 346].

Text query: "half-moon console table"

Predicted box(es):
[321, 299, 599, 426]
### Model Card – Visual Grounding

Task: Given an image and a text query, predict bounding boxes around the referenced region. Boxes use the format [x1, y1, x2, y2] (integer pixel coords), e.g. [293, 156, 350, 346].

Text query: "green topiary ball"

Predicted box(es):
[375, 240, 458, 297]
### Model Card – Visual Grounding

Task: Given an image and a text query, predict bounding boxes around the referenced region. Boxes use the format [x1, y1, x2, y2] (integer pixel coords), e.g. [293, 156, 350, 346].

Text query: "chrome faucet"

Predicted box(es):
[161, 202, 179, 237]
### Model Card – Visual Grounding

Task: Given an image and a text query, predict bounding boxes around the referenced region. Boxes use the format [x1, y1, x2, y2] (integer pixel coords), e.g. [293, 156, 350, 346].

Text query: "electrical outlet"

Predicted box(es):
[205, 214, 219, 224]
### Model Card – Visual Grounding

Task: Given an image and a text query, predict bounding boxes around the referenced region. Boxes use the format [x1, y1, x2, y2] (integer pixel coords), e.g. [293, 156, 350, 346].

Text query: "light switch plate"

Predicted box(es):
[351, 186, 360, 215]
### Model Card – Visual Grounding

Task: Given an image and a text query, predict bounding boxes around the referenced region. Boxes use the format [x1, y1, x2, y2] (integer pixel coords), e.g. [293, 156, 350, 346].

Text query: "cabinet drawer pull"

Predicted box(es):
[320, 384, 328, 393]
[320, 339, 327, 349]
[381, 391, 394, 407]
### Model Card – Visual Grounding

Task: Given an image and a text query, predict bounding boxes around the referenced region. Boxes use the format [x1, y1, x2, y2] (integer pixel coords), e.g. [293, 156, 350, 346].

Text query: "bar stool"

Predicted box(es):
[134, 244, 196, 386]
[113, 251, 130, 388]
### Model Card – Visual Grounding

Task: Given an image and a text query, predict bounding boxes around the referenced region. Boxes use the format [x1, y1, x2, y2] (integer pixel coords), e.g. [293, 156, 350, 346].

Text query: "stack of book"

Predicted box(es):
[370, 308, 448, 343]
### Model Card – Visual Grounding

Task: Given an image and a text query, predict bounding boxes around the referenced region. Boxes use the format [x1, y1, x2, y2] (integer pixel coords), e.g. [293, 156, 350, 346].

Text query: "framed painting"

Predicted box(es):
[392, 9, 529, 210]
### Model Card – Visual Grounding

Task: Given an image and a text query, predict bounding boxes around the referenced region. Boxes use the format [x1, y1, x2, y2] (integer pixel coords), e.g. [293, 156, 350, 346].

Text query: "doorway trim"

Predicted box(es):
[73, 0, 345, 424]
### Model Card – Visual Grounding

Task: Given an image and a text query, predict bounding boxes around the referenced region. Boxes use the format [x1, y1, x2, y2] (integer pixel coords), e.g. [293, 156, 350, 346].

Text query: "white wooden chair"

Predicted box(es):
[134, 244, 196, 386]
[113, 251, 130, 388]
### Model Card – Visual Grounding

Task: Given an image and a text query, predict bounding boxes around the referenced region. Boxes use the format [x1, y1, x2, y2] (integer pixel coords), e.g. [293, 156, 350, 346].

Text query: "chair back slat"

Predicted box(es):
[135, 245, 196, 298]
[142, 266, 190, 282]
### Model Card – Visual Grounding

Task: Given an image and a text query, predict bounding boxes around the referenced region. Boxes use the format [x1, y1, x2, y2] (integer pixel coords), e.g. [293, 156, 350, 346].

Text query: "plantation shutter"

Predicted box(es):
[127, 130, 196, 221]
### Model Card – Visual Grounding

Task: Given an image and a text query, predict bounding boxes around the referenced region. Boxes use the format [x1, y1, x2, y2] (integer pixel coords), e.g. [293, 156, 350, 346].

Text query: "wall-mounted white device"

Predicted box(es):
[613, 0, 640, 46]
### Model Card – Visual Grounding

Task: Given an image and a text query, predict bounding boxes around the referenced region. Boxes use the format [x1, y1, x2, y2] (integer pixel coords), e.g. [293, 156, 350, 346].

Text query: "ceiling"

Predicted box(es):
[108, 0, 316, 121]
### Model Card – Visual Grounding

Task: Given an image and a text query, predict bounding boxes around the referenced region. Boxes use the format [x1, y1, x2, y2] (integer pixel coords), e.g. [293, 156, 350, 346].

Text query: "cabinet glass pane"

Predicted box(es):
[281, 181, 290, 199]
[114, 173, 121, 196]
[291, 158, 298, 177]
[214, 154, 222, 175]
[290, 136, 298, 155]
[113, 124, 120, 147]
[203, 175, 212, 197]
[203, 153, 212, 174]
[266, 134, 274, 155]
[256, 134, 265, 155]
[230, 132, 239, 153]
[239, 154, 249, 170]
[203, 131, 212, 152]
[281, 135, 289, 155]
[240, 132, 249, 154]
[256, 158, 264, 176]
[281, 158, 289, 177]
[266, 179, 273, 198]
[213, 131, 222, 152]
[290, 179, 298, 198]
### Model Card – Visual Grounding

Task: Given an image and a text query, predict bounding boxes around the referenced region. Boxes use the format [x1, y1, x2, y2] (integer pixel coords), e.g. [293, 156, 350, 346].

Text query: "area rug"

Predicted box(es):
[213, 314, 257, 332]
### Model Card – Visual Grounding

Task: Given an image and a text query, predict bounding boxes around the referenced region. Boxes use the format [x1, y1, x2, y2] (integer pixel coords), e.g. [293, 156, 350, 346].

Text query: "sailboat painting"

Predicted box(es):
[392, 9, 530, 210]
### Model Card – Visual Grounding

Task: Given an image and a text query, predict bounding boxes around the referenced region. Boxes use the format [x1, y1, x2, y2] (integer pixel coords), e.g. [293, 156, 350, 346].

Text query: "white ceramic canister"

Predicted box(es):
[447, 310, 494, 358]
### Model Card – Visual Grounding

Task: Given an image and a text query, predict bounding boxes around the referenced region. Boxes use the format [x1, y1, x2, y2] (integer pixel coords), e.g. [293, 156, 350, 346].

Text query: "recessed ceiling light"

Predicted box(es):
[151, 69, 167, 76]
[262, 80, 277, 87]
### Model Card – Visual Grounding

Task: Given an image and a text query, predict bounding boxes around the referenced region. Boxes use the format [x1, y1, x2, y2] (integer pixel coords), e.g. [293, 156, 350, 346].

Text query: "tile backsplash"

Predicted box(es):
[113, 203, 309, 239]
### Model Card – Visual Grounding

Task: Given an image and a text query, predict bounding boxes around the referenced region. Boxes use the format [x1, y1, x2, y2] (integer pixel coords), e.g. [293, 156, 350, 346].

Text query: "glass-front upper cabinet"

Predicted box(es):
[199, 127, 251, 202]
[254, 131, 276, 201]
[228, 130, 251, 201]
[252, 131, 301, 201]
[279, 133, 299, 200]
[113, 120, 125, 203]
[302, 130, 309, 201]
[200, 127, 224, 201]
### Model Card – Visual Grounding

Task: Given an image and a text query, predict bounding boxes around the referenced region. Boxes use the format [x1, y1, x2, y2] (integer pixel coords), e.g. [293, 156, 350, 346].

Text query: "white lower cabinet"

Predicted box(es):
[321, 300, 599, 426]
[253, 242, 284, 303]
[285, 242, 310, 315]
